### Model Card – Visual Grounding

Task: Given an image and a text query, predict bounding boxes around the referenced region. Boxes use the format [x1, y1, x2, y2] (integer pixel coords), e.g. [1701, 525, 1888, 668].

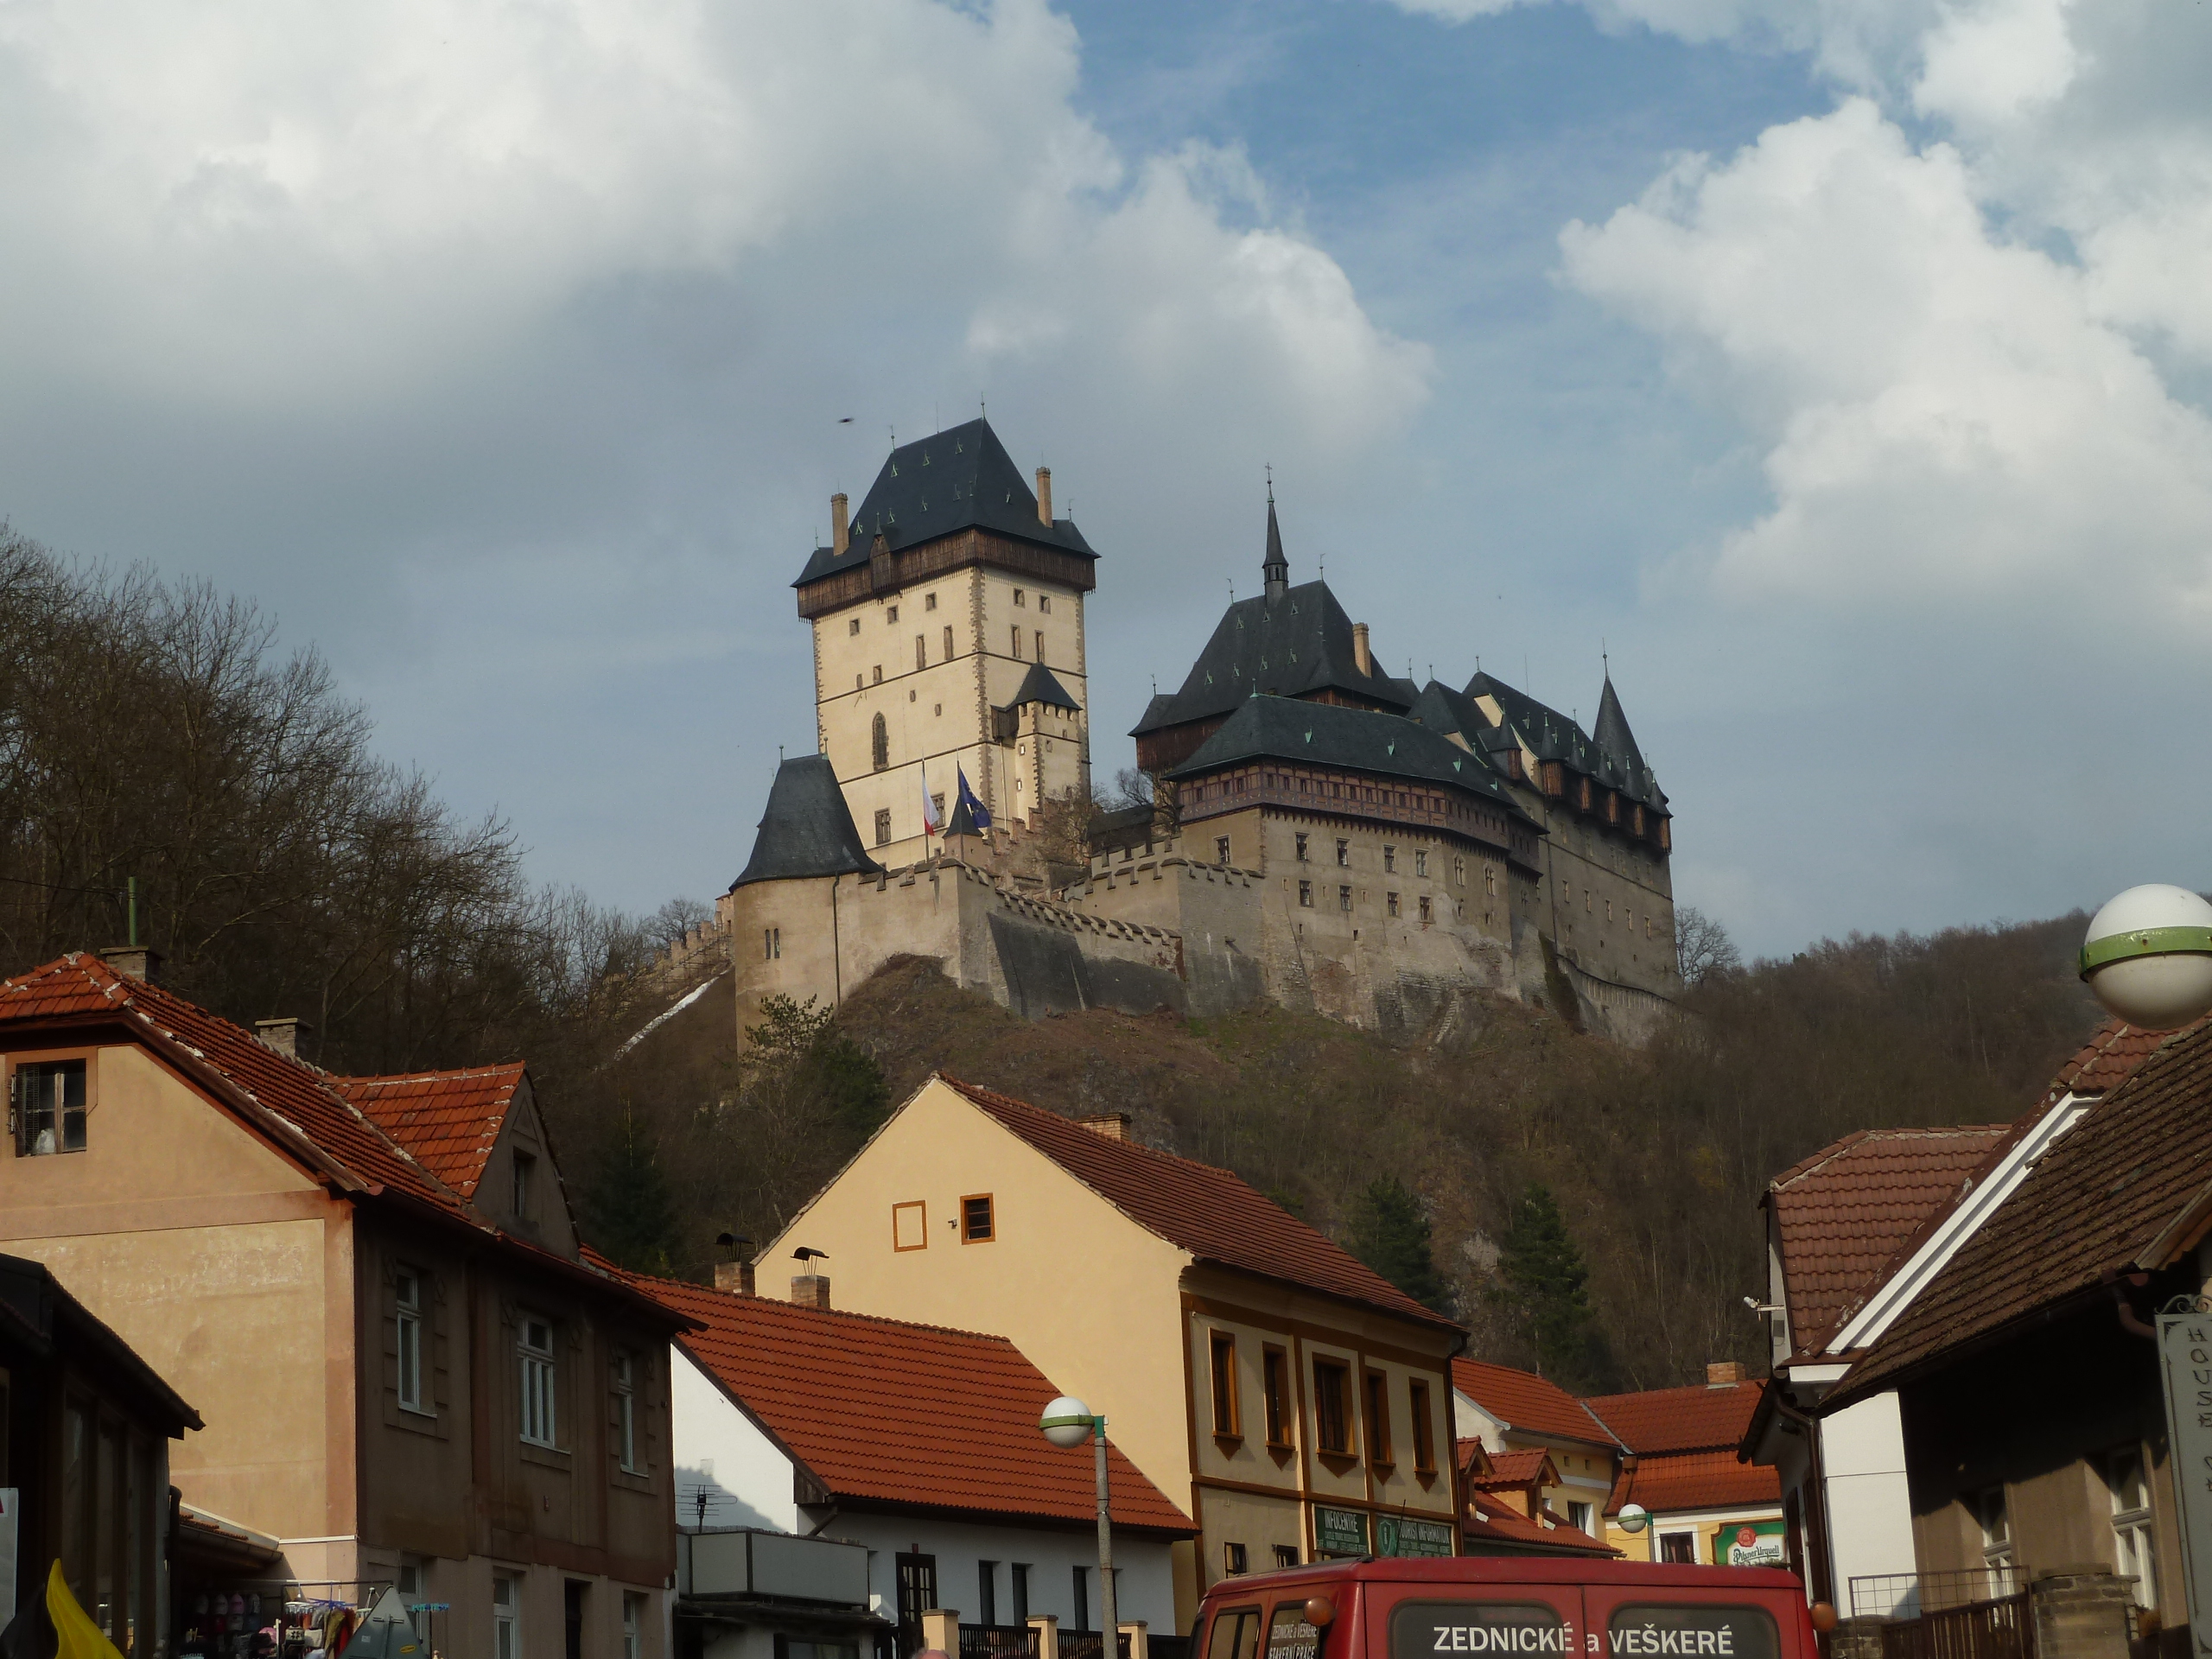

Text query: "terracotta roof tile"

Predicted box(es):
[1842, 1014, 2212, 1399]
[2049, 1016, 2201, 1098]
[629, 1273, 1194, 1534]
[1469, 1447, 1554, 1489]
[1464, 1491, 1618, 1554]
[333, 1065, 524, 1198]
[1582, 1380, 1764, 1455]
[1607, 1449, 1780, 1516]
[1765, 1125, 2013, 1356]
[944, 1077, 1460, 1331]
[1451, 1358, 1620, 1446]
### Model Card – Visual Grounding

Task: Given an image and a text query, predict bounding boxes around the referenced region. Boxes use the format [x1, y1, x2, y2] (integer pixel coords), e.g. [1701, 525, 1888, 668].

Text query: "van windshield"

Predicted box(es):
[1389, 1602, 1569, 1659]
[1607, 1606, 1778, 1659]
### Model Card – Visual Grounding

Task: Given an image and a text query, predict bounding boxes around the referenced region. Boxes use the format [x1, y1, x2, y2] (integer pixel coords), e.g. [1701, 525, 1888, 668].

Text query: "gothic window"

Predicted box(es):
[871, 713, 889, 772]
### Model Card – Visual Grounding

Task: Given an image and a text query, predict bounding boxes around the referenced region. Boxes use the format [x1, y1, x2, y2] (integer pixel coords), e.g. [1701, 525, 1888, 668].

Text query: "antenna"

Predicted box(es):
[1228, 577, 1235, 603]
[1265, 462, 1274, 502]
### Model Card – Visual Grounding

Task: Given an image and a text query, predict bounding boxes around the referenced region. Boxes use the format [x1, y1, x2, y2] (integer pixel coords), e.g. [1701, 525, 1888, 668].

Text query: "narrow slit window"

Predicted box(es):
[1364, 1370, 1392, 1465]
[1209, 1332, 1240, 1437]
[518, 1316, 556, 1448]
[396, 1268, 425, 1413]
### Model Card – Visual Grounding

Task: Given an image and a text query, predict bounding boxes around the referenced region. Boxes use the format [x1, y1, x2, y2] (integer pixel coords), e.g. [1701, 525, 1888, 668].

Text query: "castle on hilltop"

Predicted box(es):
[712, 420, 1681, 1043]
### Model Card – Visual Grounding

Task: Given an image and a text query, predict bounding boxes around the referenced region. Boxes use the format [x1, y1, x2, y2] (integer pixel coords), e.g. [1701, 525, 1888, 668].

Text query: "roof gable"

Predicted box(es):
[632, 1272, 1192, 1533]
[1451, 1357, 1620, 1446]
[946, 1076, 1461, 1331]
[334, 1063, 524, 1198]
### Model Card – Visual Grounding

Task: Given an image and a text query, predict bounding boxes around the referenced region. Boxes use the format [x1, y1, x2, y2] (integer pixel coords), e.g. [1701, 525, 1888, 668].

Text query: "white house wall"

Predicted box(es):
[834, 1512, 1177, 1637]
[672, 1346, 803, 1534]
[1819, 1391, 1917, 1615]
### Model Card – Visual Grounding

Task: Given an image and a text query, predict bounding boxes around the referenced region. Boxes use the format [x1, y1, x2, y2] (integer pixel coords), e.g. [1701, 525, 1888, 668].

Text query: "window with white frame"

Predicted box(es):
[614, 1351, 639, 1472]
[493, 1577, 520, 1659]
[518, 1317, 556, 1447]
[2107, 1450, 2158, 1608]
[396, 1269, 426, 1413]
[623, 1592, 645, 1659]
[1977, 1487, 2016, 1591]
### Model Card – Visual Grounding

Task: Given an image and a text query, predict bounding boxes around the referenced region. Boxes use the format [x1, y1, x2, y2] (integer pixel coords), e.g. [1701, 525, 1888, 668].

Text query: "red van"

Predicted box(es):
[1192, 1559, 1825, 1659]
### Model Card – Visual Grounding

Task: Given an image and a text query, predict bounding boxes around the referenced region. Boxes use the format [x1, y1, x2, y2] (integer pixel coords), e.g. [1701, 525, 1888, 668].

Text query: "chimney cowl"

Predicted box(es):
[1035, 467, 1052, 526]
[715, 1261, 757, 1297]
[99, 945, 162, 983]
[791, 1273, 831, 1311]
[254, 1016, 312, 1059]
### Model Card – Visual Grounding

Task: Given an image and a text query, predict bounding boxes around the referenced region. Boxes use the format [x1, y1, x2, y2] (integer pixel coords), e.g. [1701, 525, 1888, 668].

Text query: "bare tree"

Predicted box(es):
[1675, 906, 1742, 987]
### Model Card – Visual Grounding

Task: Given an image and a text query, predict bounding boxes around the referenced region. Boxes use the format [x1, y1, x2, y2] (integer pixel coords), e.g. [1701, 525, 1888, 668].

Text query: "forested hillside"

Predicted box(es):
[0, 525, 2107, 1389]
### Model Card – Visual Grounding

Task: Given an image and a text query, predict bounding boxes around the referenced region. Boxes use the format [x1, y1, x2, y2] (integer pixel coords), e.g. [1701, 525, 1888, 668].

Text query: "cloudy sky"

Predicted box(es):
[3, 0, 2208, 958]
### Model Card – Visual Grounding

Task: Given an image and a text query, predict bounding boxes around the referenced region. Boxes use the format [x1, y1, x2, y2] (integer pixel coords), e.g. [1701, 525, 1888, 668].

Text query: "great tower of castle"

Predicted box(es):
[791, 419, 1096, 869]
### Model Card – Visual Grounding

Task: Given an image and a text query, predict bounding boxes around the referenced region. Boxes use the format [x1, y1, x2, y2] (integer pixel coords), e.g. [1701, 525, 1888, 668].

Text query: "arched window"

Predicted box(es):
[871, 713, 888, 772]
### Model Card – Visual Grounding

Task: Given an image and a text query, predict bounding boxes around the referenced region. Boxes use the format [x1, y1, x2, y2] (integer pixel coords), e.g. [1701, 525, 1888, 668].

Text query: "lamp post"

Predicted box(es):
[1041, 1395, 1116, 1657]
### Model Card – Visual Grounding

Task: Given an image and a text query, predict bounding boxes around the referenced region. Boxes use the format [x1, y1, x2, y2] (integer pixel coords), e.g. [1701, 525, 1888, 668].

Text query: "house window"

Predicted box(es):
[623, 1592, 645, 1659]
[2108, 1451, 2158, 1607]
[1363, 1370, 1392, 1465]
[872, 713, 889, 771]
[1295, 833, 1309, 861]
[493, 1577, 520, 1659]
[1224, 1543, 1249, 1577]
[1408, 1378, 1433, 1471]
[848, 618, 861, 636]
[1014, 588, 1027, 607]
[613, 1351, 639, 1473]
[1216, 836, 1230, 867]
[1039, 594, 1052, 614]
[396, 1269, 426, 1414]
[1313, 1359, 1351, 1455]
[1383, 846, 1395, 873]
[1335, 838, 1350, 866]
[1298, 881, 1313, 908]
[518, 1316, 557, 1447]
[944, 626, 955, 659]
[1386, 893, 1401, 918]
[1262, 1347, 1289, 1446]
[916, 636, 927, 671]
[1209, 1332, 1240, 1437]
[960, 1194, 995, 1243]
[764, 928, 780, 961]
[1658, 1532, 1695, 1563]
[13, 1058, 87, 1156]
[512, 1151, 536, 1219]
[1272, 1546, 1300, 1569]
[1414, 849, 1427, 877]
[874, 809, 892, 846]
[887, 605, 899, 623]
[1338, 886, 1351, 912]
[977, 1563, 998, 1628]
[1418, 897, 1432, 924]
[1567, 1501, 1593, 1534]
[1977, 1487, 2016, 1589]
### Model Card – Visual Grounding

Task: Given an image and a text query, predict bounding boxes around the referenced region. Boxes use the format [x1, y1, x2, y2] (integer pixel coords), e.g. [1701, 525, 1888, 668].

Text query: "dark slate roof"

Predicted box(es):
[732, 755, 884, 890]
[1465, 671, 1668, 810]
[1132, 578, 1410, 737]
[792, 418, 1097, 588]
[1166, 696, 1538, 822]
[1000, 661, 1080, 713]
[1592, 677, 1645, 774]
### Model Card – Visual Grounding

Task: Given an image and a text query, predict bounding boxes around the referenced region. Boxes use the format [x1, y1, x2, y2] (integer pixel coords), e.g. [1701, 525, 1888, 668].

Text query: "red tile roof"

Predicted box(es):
[630, 1272, 1195, 1535]
[333, 1064, 524, 1198]
[1463, 1492, 1616, 1556]
[1469, 1447, 1554, 1490]
[1451, 1358, 1619, 1446]
[1765, 1125, 2013, 1357]
[2049, 1016, 2199, 1098]
[1606, 1449, 1780, 1516]
[1841, 1014, 2212, 1401]
[944, 1077, 1460, 1332]
[1583, 1380, 1764, 1455]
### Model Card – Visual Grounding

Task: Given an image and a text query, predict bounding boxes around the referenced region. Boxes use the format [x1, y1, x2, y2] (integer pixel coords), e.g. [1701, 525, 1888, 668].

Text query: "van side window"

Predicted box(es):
[1607, 1607, 1779, 1659]
[1268, 1603, 1324, 1659]
[1208, 1609, 1262, 1659]
[1389, 1603, 1563, 1659]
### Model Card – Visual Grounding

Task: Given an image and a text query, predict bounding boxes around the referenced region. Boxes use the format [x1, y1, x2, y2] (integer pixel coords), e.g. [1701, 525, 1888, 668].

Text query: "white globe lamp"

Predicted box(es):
[1617, 1503, 1649, 1535]
[1039, 1395, 1096, 1449]
[2081, 885, 2212, 1030]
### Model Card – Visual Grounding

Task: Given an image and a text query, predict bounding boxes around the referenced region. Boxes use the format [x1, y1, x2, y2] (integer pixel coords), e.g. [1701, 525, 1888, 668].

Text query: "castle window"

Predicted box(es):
[1011, 626, 1023, 658]
[1414, 850, 1427, 877]
[1039, 594, 1052, 614]
[874, 809, 892, 845]
[1336, 838, 1349, 867]
[1216, 836, 1230, 866]
[925, 592, 938, 611]
[887, 605, 899, 623]
[855, 674, 862, 690]
[1387, 893, 1400, 918]
[1295, 833, 1309, 861]
[1299, 880, 1313, 908]
[873, 664, 883, 684]
[1454, 855, 1465, 886]
[871, 713, 889, 772]
[1419, 897, 1432, 923]
[848, 618, 861, 636]
[933, 793, 945, 822]
[1485, 867, 1497, 896]
[944, 626, 955, 659]
[1382, 846, 1395, 873]
[1035, 631, 1046, 664]
[915, 635, 926, 671]
[1338, 886, 1351, 912]
[1014, 588, 1027, 607]
[764, 928, 780, 961]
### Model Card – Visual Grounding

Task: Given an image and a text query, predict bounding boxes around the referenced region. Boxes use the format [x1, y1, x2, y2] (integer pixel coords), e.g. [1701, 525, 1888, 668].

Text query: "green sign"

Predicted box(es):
[1715, 1520, 1787, 1567]
[1376, 1515, 1454, 1559]
[1314, 1506, 1369, 1557]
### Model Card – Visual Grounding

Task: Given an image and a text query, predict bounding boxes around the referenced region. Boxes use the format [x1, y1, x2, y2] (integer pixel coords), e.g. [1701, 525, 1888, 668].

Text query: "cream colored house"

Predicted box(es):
[758, 1074, 1465, 1634]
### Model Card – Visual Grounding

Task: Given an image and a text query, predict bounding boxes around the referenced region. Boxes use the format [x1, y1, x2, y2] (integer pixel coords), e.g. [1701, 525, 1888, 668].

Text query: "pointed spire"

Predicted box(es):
[1592, 673, 1645, 773]
[1262, 467, 1288, 601]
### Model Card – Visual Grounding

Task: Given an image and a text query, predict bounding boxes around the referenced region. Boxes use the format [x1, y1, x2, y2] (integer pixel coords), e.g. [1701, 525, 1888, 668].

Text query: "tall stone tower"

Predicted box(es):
[791, 419, 1096, 868]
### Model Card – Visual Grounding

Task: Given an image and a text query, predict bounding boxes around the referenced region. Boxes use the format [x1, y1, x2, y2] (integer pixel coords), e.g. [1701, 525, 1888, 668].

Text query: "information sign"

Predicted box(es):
[1714, 1521, 1786, 1568]
[1314, 1506, 1370, 1557]
[2158, 1304, 2212, 1656]
[1376, 1516, 1455, 1559]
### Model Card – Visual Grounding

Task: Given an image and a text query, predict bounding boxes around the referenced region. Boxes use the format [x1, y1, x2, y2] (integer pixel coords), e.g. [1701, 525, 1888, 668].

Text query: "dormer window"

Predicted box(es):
[513, 1150, 536, 1220]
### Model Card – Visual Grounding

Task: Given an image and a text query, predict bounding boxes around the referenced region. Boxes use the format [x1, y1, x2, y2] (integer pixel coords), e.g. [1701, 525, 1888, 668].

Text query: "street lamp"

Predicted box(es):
[1040, 1395, 1117, 1658]
[2080, 883, 2212, 1029]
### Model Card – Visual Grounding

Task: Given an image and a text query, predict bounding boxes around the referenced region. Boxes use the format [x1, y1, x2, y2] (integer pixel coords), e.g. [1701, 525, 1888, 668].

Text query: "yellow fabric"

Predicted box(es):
[46, 1560, 125, 1659]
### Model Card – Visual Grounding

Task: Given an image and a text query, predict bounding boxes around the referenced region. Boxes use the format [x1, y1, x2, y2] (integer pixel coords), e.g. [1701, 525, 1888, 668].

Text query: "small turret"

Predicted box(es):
[1262, 482, 1288, 601]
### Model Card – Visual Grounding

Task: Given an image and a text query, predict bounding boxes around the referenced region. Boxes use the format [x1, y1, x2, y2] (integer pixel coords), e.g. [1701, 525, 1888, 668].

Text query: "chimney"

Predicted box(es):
[715, 1260, 757, 1297]
[1035, 467, 1052, 525]
[254, 1017, 312, 1058]
[1707, 1360, 1746, 1387]
[1077, 1113, 1131, 1141]
[99, 945, 162, 982]
[831, 493, 850, 556]
[1351, 623, 1372, 677]
[791, 1273, 831, 1310]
